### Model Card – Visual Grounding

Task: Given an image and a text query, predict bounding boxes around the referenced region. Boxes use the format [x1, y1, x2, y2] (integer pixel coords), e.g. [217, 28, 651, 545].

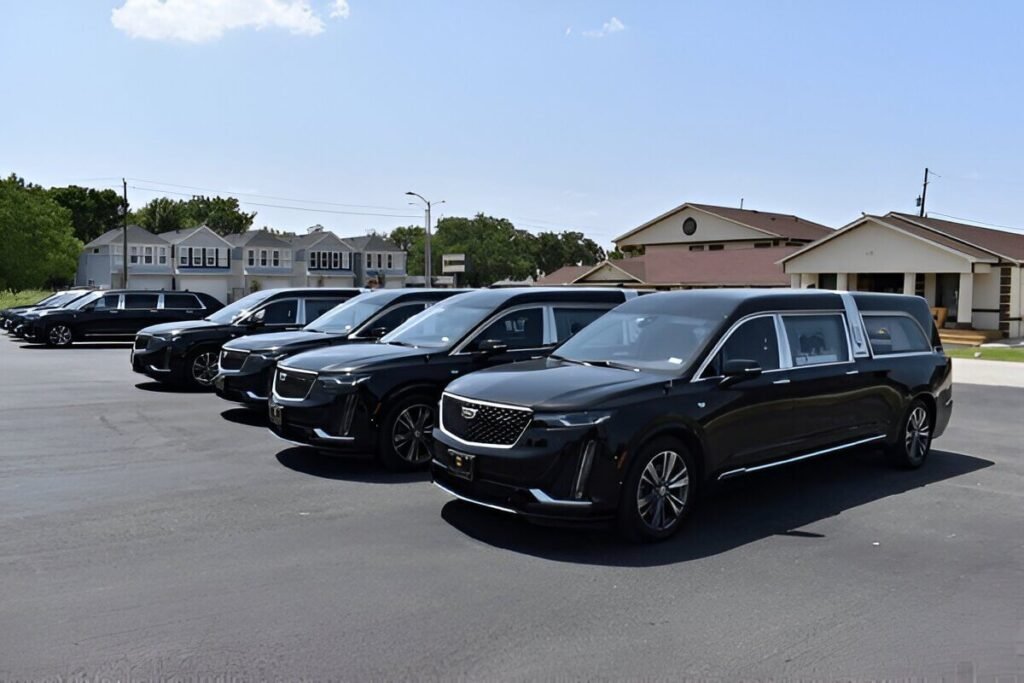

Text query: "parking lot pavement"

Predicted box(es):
[0, 339, 1021, 681]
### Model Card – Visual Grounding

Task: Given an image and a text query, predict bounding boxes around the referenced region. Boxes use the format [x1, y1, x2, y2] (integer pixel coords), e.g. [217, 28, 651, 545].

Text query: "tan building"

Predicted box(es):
[781, 212, 1024, 338]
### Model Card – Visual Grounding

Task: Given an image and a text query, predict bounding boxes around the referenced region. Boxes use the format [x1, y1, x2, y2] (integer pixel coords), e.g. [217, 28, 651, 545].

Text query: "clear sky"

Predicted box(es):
[3, 1, 1024, 247]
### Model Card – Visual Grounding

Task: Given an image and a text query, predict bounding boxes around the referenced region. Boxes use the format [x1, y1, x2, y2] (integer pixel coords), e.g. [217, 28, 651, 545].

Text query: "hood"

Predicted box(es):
[445, 358, 664, 411]
[138, 319, 224, 337]
[281, 342, 428, 373]
[226, 330, 339, 353]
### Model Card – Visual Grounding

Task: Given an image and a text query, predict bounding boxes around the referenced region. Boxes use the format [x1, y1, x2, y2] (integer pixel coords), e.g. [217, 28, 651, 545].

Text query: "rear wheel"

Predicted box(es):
[887, 398, 932, 469]
[378, 394, 436, 471]
[185, 348, 219, 389]
[617, 437, 697, 542]
[46, 323, 74, 347]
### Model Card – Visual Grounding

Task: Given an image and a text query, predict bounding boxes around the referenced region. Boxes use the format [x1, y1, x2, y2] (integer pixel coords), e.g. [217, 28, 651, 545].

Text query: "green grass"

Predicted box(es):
[946, 347, 1024, 363]
[0, 289, 55, 310]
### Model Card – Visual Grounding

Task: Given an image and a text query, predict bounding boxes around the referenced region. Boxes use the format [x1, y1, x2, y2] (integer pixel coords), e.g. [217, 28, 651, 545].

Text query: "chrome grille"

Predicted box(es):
[441, 394, 532, 447]
[219, 348, 249, 371]
[274, 368, 316, 400]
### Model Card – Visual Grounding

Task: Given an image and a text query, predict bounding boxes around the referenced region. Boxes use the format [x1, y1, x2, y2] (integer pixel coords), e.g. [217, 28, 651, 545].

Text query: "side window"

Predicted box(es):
[94, 294, 120, 310]
[863, 314, 931, 355]
[363, 303, 426, 335]
[254, 299, 298, 325]
[706, 316, 780, 377]
[124, 293, 159, 309]
[782, 314, 849, 366]
[304, 298, 346, 321]
[553, 307, 608, 342]
[164, 293, 200, 309]
[470, 307, 545, 350]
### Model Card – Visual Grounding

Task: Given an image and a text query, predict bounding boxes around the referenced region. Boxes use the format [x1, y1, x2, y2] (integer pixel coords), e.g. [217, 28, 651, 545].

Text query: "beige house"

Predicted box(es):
[781, 212, 1024, 338]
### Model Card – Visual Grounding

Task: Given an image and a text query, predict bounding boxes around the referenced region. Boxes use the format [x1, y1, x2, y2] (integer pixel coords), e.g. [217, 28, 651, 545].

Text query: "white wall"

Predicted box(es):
[617, 206, 773, 249]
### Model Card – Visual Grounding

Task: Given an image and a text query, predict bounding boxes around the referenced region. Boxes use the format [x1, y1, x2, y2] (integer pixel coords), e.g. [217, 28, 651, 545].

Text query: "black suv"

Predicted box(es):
[18, 290, 222, 347]
[431, 289, 952, 541]
[268, 288, 639, 470]
[214, 288, 467, 406]
[132, 288, 363, 389]
[3, 289, 95, 333]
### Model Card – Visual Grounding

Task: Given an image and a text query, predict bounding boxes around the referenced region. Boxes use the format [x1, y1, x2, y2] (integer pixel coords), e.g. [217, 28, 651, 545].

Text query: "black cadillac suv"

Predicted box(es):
[431, 289, 952, 541]
[18, 289, 222, 347]
[214, 288, 467, 406]
[132, 288, 362, 389]
[268, 287, 640, 470]
[3, 289, 95, 333]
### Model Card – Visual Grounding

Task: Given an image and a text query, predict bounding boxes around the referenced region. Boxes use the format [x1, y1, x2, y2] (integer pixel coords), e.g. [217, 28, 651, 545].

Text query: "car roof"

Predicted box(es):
[444, 287, 635, 309]
[348, 288, 473, 305]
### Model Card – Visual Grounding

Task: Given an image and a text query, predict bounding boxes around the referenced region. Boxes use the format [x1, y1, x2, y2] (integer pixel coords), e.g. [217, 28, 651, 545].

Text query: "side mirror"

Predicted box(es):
[475, 339, 508, 355]
[721, 359, 762, 385]
[366, 326, 389, 339]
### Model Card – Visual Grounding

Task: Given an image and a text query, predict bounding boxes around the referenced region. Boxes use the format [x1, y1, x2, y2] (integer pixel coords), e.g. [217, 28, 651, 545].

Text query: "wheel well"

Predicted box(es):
[914, 392, 936, 422]
[634, 426, 706, 483]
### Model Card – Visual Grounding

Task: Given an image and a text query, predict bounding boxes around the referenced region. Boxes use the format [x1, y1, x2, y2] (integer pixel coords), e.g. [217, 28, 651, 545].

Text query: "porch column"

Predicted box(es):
[836, 273, 849, 291]
[957, 271, 974, 328]
[903, 272, 916, 295]
[790, 273, 800, 289]
[924, 273, 937, 305]
[800, 273, 817, 288]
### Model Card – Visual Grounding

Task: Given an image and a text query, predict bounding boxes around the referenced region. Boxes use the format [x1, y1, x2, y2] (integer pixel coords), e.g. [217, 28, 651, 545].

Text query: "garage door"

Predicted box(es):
[177, 276, 230, 306]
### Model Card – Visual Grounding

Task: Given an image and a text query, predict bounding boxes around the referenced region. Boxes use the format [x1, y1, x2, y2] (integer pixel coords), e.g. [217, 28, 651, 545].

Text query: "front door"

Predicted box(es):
[79, 293, 123, 335]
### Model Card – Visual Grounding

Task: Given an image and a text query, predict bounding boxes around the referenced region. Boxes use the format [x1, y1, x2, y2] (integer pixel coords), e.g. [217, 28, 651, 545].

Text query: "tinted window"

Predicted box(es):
[553, 307, 608, 342]
[304, 298, 347, 322]
[360, 303, 426, 336]
[254, 299, 298, 325]
[782, 314, 849, 366]
[94, 294, 120, 310]
[163, 293, 201, 309]
[123, 294, 159, 309]
[706, 316, 780, 376]
[470, 308, 544, 350]
[863, 314, 931, 355]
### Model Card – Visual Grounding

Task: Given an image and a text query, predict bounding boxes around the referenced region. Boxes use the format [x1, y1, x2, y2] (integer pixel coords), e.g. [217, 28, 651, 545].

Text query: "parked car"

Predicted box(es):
[268, 287, 640, 470]
[214, 288, 467, 406]
[2, 289, 95, 332]
[431, 289, 952, 542]
[132, 288, 363, 389]
[18, 289, 223, 347]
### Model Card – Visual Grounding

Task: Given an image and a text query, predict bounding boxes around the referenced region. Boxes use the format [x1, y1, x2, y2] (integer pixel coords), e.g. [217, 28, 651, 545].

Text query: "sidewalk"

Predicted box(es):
[952, 357, 1024, 388]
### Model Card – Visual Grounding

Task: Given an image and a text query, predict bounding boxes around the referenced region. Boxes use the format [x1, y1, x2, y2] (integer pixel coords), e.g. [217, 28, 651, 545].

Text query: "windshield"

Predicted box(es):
[305, 298, 386, 334]
[380, 302, 491, 349]
[67, 291, 104, 310]
[205, 290, 277, 324]
[554, 309, 723, 372]
[39, 292, 83, 308]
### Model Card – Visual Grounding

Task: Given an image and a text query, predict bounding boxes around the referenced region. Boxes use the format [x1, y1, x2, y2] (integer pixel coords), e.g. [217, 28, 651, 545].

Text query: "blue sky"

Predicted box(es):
[3, 1, 1024, 246]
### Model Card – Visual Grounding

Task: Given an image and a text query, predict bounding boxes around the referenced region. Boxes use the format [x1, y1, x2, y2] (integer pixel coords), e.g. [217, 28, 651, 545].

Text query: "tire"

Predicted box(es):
[617, 437, 698, 542]
[46, 323, 74, 347]
[886, 398, 932, 469]
[378, 393, 437, 471]
[184, 347, 220, 390]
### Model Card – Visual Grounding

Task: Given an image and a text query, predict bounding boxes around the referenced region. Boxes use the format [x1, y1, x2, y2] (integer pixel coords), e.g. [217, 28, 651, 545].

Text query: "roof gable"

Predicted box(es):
[888, 212, 1024, 262]
[614, 202, 832, 246]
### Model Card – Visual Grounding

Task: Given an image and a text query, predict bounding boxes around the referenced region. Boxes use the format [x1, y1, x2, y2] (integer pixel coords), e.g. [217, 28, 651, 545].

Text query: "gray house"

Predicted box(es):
[76, 225, 173, 290]
[344, 234, 408, 288]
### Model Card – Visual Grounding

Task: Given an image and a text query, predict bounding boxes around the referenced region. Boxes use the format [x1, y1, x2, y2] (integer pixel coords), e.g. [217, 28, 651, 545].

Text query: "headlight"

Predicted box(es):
[318, 374, 371, 390]
[532, 410, 613, 428]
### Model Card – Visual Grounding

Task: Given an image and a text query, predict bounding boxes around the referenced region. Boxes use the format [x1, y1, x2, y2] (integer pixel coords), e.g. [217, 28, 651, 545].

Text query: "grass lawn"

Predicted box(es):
[0, 290, 54, 309]
[946, 347, 1024, 363]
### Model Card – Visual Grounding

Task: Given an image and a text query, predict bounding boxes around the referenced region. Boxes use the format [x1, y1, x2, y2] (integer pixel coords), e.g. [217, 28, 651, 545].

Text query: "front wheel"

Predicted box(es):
[378, 394, 436, 471]
[887, 399, 932, 469]
[617, 437, 698, 542]
[46, 323, 74, 347]
[185, 348, 220, 389]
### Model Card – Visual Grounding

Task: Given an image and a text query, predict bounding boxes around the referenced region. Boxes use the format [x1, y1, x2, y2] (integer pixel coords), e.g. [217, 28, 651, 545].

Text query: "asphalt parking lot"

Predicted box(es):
[1, 340, 1022, 681]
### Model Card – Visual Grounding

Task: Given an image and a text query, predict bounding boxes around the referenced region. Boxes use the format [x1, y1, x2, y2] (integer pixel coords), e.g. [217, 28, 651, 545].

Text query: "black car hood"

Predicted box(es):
[226, 330, 341, 353]
[138, 319, 225, 337]
[280, 342, 430, 373]
[445, 358, 666, 411]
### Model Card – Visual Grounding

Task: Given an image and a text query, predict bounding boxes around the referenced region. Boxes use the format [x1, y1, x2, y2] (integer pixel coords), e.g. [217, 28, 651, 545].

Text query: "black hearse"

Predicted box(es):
[268, 288, 639, 470]
[19, 289, 223, 347]
[132, 288, 362, 389]
[431, 289, 952, 541]
[3, 289, 95, 333]
[214, 288, 467, 406]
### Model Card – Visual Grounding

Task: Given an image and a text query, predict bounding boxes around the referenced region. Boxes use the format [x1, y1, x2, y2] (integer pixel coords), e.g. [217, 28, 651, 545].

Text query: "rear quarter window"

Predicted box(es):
[863, 314, 931, 355]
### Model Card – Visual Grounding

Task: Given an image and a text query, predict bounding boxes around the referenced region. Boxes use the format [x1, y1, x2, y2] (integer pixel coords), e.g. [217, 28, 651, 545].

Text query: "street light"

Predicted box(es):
[406, 192, 444, 285]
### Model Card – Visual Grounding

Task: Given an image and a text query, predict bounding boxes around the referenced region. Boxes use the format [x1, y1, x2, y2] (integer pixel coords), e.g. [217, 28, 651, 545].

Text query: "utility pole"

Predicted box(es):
[916, 168, 930, 217]
[405, 192, 445, 286]
[122, 178, 129, 288]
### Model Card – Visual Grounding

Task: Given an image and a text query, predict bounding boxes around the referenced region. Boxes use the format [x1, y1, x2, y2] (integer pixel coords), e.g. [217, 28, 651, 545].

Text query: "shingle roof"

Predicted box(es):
[84, 225, 168, 248]
[341, 234, 404, 252]
[534, 265, 592, 286]
[888, 212, 1024, 262]
[577, 246, 798, 287]
[614, 202, 833, 244]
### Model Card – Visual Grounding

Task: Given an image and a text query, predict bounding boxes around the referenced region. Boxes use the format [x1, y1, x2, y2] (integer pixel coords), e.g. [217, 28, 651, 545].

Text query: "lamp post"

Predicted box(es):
[405, 192, 444, 285]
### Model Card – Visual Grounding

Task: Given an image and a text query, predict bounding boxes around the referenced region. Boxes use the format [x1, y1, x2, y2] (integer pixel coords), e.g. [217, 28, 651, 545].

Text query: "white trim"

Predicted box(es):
[574, 260, 644, 284]
[717, 435, 887, 480]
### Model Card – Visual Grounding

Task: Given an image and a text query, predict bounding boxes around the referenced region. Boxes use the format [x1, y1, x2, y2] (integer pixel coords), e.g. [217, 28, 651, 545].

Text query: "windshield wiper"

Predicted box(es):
[580, 359, 639, 371]
[385, 340, 416, 347]
[550, 354, 585, 366]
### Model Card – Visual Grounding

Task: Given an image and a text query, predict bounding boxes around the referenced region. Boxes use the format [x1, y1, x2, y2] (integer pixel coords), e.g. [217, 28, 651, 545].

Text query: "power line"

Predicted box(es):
[927, 211, 1024, 234]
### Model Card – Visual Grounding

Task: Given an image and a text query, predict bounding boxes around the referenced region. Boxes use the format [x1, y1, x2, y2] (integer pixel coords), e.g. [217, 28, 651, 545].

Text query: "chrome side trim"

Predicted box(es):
[147, 365, 172, 374]
[268, 430, 309, 448]
[244, 391, 268, 401]
[839, 292, 870, 358]
[717, 434, 887, 480]
[432, 480, 518, 515]
[529, 488, 593, 507]
[437, 391, 533, 450]
[312, 428, 355, 442]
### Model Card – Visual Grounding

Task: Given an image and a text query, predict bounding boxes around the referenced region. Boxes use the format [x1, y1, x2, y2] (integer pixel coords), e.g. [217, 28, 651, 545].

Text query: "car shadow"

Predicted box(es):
[134, 381, 206, 394]
[19, 343, 132, 350]
[275, 447, 429, 484]
[438, 447, 994, 567]
[221, 407, 268, 427]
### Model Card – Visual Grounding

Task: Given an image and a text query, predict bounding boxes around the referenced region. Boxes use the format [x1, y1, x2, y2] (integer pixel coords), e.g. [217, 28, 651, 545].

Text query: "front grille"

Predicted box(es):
[274, 367, 316, 400]
[220, 348, 249, 371]
[441, 394, 532, 447]
[134, 335, 150, 350]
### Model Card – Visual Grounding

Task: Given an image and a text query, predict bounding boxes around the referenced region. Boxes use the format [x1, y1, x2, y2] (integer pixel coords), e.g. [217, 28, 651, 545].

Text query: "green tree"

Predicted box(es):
[387, 225, 426, 275]
[131, 195, 255, 236]
[130, 197, 190, 233]
[0, 175, 81, 292]
[531, 230, 606, 276]
[607, 248, 626, 260]
[47, 185, 125, 244]
[430, 214, 536, 287]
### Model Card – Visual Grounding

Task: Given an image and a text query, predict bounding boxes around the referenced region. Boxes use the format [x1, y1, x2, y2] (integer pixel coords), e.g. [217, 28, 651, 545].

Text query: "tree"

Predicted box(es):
[0, 175, 81, 292]
[607, 248, 626, 260]
[47, 185, 125, 244]
[531, 230, 606, 276]
[131, 195, 255, 236]
[430, 214, 536, 287]
[386, 225, 426, 275]
[130, 197, 190, 234]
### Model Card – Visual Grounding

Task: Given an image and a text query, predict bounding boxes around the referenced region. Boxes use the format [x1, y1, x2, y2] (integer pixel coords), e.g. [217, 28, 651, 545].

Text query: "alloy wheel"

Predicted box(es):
[637, 450, 690, 532]
[48, 324, 72, 346]
[904, 405, 931, 464]
[392, 404, 435, 464]
[191, 352, 219, 387]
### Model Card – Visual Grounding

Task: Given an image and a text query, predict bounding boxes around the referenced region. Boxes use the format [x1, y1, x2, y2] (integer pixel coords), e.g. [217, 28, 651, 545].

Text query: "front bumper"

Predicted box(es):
[214, 354, 275, 405]
[131, 336, 181, 380]
[267, 385, 377, 454]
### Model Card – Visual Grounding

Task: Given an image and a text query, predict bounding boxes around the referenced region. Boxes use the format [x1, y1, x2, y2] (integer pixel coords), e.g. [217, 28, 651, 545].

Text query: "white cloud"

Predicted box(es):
[111, 0, 350, 42]
[583, 16, 625, 39]
[564, 26, 572, 37]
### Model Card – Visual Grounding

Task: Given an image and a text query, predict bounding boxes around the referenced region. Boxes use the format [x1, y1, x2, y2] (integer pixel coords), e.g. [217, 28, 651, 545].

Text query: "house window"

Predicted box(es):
[143, 246, 154, 264]
[366, 253, 372, 268]
[342, 252, 350, 269]
[158, 247, 167, 265]
[376, 254, 383, 268]
[272, 250, 280, 267]
[322, 251, 331, 269]
[129, 246, 139, 264]
[331, 252, 340, 269]
[206, 248, 217, 267]
[309, 252, 318, 269]
[258, 249, 267, 266]
[179, 247, 189, 266]
[708, 244, 724, 251]
[688, 245, 704, 252]
[387, 253, 393, 269]
[247, 249, 255, 267]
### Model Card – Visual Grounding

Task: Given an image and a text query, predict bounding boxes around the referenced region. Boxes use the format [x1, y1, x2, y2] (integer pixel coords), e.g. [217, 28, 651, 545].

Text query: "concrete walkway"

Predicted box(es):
[952, 357, 1024, 388]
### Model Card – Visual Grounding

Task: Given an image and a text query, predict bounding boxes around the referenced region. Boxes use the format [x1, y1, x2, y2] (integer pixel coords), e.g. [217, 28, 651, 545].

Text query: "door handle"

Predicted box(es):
[772, 378, 791, 384]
